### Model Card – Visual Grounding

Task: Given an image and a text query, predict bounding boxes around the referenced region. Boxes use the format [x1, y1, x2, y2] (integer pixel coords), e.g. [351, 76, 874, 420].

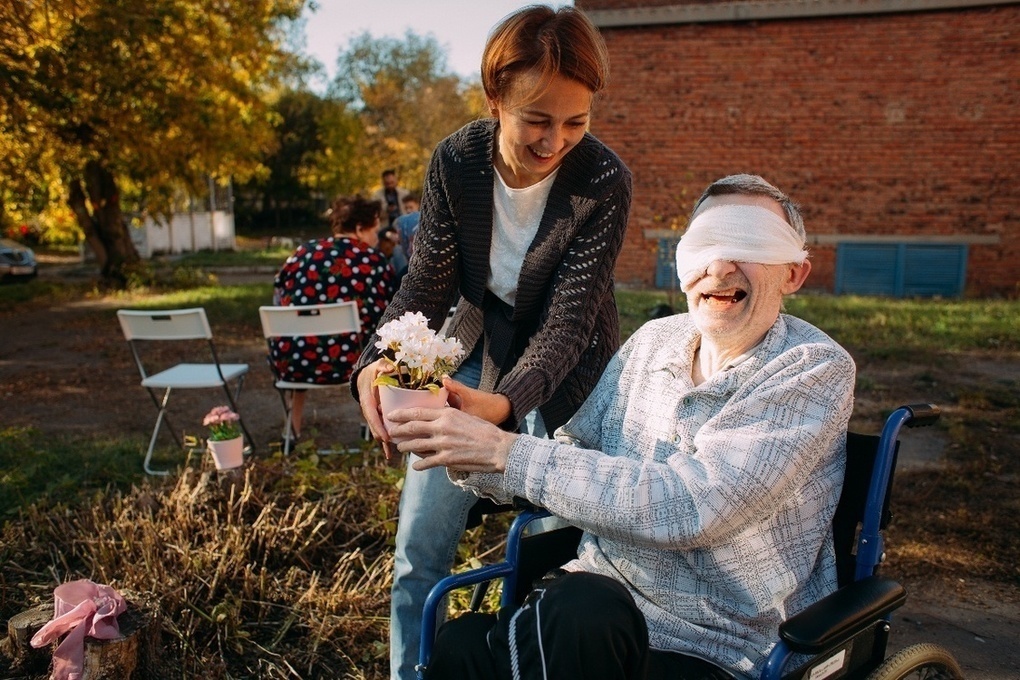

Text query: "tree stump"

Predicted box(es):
[2, 599, 160, 679]
[1, 604, 52, 676]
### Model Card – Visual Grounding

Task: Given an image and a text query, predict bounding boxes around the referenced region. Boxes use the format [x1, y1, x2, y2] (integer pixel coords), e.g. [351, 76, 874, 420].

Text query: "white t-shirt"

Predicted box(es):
[488, 168, 559, 307]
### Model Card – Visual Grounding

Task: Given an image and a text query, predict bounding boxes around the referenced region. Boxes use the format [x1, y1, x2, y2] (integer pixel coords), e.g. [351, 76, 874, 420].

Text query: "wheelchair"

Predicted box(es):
[417, 403, 965, 680]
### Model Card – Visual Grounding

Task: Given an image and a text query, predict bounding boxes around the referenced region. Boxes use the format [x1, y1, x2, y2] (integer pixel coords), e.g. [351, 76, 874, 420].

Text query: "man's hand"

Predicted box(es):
[385, 406, 518, 473]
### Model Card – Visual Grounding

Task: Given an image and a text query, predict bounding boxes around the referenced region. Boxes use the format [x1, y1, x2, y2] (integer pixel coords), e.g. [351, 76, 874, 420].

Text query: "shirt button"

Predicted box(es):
[682, 396, 693, 406]
[672, 434, 682, 444]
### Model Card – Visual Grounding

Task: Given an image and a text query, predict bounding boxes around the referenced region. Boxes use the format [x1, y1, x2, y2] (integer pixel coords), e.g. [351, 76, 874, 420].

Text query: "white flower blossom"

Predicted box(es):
[373, 311, 465, 390]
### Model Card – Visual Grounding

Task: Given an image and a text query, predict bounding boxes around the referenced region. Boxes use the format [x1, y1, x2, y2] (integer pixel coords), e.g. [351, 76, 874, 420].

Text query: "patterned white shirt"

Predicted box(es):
[457, 313, 856, 678]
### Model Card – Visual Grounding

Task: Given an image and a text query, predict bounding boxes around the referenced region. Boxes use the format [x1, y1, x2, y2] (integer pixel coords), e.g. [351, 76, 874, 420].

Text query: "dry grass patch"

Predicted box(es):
[1, 454, 402, 678]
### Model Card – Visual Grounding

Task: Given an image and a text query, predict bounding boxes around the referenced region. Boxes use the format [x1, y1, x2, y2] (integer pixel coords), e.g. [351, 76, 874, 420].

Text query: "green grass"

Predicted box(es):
[173, 245, 294, 268]
[784, 295, 1018, 357]
[0, 278, 97, 311]
[96, 284, 1020, 358]
[0, 426, 145, 518]
[616, 290, 1019, 357]
[113, 282, 274, 327]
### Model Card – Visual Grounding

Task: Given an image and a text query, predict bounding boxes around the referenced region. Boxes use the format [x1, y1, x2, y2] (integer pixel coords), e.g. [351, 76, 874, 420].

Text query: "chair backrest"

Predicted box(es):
[117, 308, 213, 341]
[258, 301, 361, 340]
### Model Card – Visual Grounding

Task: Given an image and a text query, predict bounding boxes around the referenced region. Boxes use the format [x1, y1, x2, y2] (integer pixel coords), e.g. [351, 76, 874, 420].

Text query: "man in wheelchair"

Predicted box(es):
[386, 174, 856, 679]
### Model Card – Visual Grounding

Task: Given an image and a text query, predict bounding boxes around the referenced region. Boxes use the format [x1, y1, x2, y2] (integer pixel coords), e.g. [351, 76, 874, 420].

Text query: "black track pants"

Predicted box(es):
[425, 571, 732, 680]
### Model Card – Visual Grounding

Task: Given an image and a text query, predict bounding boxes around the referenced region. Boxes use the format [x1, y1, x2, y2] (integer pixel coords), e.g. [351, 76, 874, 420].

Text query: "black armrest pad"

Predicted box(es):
[779, 576, 906, 654]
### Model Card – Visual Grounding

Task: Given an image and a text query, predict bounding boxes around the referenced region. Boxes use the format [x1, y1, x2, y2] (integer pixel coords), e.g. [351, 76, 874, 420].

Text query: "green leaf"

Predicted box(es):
[373, 374, 399, 388]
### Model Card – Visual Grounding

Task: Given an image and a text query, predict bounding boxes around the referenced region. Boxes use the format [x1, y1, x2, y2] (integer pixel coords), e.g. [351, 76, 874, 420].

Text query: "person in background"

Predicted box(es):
[388, 174, 856, 680]
[393, 193, 420, 272]
[377, 224, 408, 287]
[372, 169, 410, 228]
[349, 6, 632, 679]
[270, 195, 396, 447]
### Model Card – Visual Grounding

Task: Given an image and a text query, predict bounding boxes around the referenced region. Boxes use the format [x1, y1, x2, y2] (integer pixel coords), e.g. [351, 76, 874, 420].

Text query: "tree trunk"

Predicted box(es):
[67, 159, 140, 286]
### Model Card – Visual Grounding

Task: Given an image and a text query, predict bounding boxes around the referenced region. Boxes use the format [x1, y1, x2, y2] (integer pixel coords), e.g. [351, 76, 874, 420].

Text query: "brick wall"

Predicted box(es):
[578, 2, 1020, 296]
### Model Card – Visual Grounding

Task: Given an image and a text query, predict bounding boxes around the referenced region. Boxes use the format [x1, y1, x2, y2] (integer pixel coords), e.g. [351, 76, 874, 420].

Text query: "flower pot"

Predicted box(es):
[378, 385, 449, 443]
[207, 436, 244, 470]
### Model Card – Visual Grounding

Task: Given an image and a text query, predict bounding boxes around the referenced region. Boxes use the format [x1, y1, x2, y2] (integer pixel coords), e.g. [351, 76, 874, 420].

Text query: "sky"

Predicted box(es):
[300, 1, 574, 87]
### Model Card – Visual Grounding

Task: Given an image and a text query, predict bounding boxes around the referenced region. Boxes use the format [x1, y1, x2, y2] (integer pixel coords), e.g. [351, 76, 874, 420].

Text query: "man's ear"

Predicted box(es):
[781, 260, 812, 295]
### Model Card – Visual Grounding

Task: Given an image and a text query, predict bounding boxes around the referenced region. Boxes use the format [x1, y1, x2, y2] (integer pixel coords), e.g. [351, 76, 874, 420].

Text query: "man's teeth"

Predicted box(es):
[530, 147, 553, 158]
[705, 291, 747, 303]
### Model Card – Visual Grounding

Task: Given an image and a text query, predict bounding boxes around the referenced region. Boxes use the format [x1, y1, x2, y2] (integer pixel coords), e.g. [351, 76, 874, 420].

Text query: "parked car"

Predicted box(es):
[0, 238, 38, 282]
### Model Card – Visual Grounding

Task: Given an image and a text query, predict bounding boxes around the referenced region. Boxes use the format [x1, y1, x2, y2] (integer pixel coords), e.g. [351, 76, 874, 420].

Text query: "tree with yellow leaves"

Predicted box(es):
[0, 0, 307, 284]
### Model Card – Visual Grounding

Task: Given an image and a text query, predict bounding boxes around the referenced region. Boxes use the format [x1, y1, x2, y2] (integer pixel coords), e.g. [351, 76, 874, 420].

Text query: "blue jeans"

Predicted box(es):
[389, 345, 546, 680]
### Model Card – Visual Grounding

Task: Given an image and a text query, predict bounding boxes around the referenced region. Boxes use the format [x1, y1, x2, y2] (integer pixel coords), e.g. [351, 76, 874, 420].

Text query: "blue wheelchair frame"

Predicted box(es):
[417, 403, 956, 680]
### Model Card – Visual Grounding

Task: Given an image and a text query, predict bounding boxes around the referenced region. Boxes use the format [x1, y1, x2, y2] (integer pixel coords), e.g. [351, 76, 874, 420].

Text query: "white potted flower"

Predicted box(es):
[203, 405, 244, 470]
[372, 311, 464, 440]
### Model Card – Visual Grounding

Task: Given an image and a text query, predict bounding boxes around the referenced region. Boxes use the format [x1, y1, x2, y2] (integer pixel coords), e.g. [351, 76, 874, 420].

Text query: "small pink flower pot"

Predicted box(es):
[378, 385, 449, 443]
[207, 436, 244, 470]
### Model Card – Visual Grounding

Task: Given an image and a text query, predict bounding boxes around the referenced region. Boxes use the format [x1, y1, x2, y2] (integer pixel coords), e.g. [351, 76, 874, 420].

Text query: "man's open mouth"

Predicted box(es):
[703, 290, 747, 304]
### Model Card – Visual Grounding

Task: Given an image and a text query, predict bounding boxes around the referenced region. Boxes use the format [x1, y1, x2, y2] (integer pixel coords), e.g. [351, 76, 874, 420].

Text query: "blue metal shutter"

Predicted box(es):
[655, 238, 681, 289]
[835, 244, 899, 295]
[836, 243, 967, 297]
[902, 245, 968, 297]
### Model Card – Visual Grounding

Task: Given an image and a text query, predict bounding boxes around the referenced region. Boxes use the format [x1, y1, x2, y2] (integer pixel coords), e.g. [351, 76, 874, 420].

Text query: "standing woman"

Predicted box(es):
[350, 7, 632, 679]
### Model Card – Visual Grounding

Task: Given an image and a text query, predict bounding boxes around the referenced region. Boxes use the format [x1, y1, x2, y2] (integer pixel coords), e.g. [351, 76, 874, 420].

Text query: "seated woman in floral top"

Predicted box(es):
[270, 195, 396, 444]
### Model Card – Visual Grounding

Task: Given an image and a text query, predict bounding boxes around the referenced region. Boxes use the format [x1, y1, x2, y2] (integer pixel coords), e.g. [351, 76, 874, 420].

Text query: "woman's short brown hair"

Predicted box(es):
[328, 195, 381, 236]
[481, 5, 609, 108]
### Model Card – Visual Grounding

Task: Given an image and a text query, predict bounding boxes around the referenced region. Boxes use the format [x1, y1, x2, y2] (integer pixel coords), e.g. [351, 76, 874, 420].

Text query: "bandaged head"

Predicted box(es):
[675, 203, 808, 292]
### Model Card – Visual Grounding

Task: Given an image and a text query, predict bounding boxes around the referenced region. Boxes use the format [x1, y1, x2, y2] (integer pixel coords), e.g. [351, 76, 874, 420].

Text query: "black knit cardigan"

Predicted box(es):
[351, 118, 632, 433]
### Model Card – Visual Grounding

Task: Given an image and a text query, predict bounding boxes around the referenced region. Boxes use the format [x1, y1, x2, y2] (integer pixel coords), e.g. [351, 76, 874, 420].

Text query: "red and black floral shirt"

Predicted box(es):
[271, 236, 395, 385]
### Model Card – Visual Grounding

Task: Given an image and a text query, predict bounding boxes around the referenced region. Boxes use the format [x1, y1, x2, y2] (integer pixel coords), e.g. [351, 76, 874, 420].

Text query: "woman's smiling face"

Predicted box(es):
[491, 70, 593, 188]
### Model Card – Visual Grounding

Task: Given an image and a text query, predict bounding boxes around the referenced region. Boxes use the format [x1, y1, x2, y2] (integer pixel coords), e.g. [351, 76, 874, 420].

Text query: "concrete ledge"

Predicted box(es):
[643, 228, 1001, 245]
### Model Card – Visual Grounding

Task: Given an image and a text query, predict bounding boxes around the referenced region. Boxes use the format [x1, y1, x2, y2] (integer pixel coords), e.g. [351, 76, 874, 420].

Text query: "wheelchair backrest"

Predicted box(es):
[832, 432, 900, 588]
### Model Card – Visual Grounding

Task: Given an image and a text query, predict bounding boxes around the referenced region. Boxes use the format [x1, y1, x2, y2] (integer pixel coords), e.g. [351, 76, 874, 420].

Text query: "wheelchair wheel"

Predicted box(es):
[866, 643, 964, 680]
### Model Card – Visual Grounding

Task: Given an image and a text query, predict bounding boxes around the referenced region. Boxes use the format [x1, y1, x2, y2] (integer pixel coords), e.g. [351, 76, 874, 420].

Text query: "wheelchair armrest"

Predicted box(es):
[779, 576, 906, 654]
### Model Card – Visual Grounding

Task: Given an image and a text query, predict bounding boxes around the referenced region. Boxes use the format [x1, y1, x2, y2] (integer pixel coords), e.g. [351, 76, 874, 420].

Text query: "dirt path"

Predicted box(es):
[1, 289, 1017, 678]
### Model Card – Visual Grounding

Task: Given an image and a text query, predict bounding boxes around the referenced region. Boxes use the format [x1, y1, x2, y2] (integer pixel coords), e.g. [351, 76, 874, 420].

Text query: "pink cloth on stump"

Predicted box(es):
[30, 579, 127, 680]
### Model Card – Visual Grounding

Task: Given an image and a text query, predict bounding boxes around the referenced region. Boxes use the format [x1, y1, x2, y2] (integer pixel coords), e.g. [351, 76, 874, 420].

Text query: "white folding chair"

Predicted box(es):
[258, 301, 361, 455]
[117, 308, 254, 475]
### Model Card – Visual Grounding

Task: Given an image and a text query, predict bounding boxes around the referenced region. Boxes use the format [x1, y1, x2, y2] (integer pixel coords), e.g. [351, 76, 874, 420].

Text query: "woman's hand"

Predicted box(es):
[443, 376, 513, 426]
[385, 406, 517, 473]
[356, 357, 401, 464]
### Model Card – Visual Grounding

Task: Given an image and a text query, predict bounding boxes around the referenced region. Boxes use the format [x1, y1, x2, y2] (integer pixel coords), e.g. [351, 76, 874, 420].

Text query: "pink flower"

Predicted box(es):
[203, 406, 242, 441]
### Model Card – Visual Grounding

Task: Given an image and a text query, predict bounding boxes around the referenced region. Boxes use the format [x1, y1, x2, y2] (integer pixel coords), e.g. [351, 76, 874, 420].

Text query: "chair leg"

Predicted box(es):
[274, 387, 295, 455]
[283, 392, 295, 456]
[144, 387, 174, 476]
[221, 377, 256, 453]
[143, 386, 182, 449]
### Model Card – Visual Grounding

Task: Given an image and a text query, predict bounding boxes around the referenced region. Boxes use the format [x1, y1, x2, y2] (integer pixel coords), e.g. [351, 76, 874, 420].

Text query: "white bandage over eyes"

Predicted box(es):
[675, 204, 808, 292]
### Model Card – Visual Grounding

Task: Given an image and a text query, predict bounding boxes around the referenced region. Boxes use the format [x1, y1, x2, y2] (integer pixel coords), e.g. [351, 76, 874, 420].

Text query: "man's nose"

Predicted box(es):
[705, 259, 738, 278]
